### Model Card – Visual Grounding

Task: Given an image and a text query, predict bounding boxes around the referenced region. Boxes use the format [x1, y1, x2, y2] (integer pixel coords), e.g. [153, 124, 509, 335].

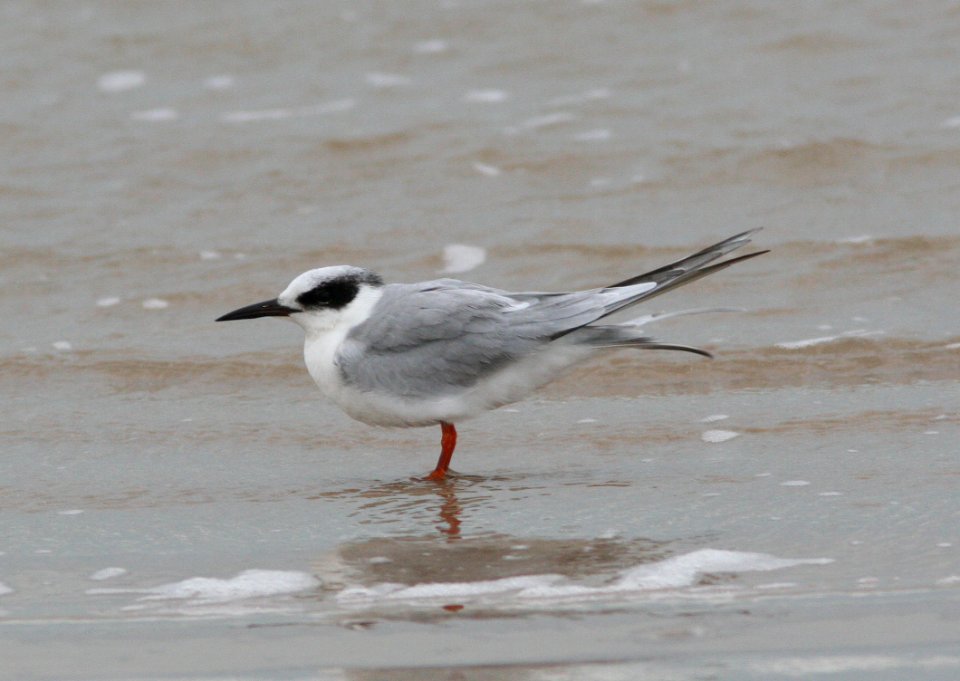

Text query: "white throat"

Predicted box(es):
[298, 285, 384, 396]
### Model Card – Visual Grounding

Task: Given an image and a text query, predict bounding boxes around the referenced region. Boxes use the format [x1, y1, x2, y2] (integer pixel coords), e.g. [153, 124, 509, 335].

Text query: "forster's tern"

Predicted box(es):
[217, 230, 766, 479]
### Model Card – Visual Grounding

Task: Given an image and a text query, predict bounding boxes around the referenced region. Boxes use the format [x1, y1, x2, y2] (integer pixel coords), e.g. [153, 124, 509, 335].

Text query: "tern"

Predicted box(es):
[217, 230, 766, 480]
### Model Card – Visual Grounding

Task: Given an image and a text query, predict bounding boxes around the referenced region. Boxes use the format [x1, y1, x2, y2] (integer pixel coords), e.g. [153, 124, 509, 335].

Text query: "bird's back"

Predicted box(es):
[337, 281, 550, 400]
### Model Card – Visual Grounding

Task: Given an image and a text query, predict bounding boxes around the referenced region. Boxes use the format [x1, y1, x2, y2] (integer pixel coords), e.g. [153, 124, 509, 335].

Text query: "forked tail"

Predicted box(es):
[559, 229, 768, 356]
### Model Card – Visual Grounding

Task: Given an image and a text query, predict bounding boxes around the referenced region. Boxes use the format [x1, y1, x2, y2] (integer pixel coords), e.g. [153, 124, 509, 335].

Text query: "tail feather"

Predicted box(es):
[609, 229, 761, 289]
[565, 326, 713, 358]
[635, 342, 713, 359]
[629, 250, 769, 306]
[550, 230, 767, 341]
[546, 230, 766, 356]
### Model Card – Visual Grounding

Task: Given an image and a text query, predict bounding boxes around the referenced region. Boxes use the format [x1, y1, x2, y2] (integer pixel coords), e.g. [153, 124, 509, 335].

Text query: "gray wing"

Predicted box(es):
[336, 280, 615, 399]
[337, 230, 766, 399]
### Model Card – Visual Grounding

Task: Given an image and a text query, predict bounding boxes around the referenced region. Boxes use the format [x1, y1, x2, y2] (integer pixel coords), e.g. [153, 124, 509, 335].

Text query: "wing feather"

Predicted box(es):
[339, 283, 544, 398]
[336, 232, 766, 399]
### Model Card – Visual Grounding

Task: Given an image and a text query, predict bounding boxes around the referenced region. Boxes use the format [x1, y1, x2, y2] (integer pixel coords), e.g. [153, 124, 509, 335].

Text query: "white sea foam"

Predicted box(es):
[573, 128, 612, 142]
[777, 335, 842, 349]
[547, 87, 612, 107]
[96, 296, 121, 307]
[98, 70, 145, 92]
[52, 341, 73, 351]
[614, 550, 831, 591]
[337, 549, 832, 607]
[463, 89, 509, 103]
[130, 108, 179, 122]
[701, 414, 729, 423]
[751, 654, 960, 676]
[58, 509, 84, 515]
[90, 567, 127, 581]
[87, 569, 319, 603]
[365, 72, 411, 88]
[0, 581, 12, 596]
[701, 429, 739, 443]
[776, 329, 883, 349]
[941, 115, 960, 129]
[521, 112, 577, 130]
[222, 99, 355, 123]
[756, 582, 797, 590]
[204, 75, 235, 90]
[142, 298, 169, 310]
[413, 39, 449, 54]
[472, 162, 502, 176]
[440, 244, 486, 274]
[781, 480, 811, 487]
[837, 234, 873, 244]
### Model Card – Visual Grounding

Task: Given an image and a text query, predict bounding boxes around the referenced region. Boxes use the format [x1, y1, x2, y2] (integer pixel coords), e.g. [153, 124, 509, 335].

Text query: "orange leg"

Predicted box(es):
[425, 422, 457, 481]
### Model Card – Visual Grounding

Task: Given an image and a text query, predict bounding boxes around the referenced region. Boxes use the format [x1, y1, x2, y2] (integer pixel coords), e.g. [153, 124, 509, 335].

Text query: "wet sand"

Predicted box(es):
[2, 1, 959, 679]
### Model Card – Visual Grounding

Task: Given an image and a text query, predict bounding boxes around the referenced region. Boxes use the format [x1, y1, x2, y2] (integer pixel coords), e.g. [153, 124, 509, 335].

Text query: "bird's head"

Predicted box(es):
[216, 266, 385, 333]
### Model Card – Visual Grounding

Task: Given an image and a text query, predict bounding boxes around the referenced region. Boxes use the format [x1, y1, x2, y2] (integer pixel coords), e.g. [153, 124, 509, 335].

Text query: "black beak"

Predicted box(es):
[216, 298, 296, 322]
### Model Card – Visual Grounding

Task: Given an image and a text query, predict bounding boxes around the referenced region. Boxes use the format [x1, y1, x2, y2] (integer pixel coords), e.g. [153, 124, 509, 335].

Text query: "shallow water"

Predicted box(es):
[2, 1, 959, 679]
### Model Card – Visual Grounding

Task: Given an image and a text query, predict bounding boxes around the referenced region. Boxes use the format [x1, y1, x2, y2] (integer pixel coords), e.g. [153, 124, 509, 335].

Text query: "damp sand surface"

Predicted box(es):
[2, 2, 960, 679]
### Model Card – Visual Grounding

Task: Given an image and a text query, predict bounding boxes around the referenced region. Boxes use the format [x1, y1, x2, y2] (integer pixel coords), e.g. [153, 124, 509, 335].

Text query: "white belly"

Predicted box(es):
[304, 330, 590, 428]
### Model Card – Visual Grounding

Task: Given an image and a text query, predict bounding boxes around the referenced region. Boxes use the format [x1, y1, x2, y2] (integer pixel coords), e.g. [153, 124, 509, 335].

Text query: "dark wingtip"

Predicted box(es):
[687, 346, 714, 359]
[692, 248, 770, 278]
[638, 342, 714, 358]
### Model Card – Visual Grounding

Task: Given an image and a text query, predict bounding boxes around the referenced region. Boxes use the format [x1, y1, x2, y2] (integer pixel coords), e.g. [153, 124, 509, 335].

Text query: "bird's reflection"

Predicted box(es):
[315, 472, 516, 541]
[310, 476, 672, 627]
[433, 478, 462, 539]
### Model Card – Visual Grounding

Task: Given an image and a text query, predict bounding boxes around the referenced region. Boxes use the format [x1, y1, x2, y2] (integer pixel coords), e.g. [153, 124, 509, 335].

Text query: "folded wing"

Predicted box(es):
[338, 231, 766, 398]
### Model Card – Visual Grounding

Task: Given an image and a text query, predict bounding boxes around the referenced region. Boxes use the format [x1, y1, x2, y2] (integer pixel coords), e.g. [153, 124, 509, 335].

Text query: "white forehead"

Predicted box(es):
[278, 266, 366, 302]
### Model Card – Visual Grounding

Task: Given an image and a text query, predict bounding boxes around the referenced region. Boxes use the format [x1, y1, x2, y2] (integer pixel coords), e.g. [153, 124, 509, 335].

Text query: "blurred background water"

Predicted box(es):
[2, 1, 959, 679]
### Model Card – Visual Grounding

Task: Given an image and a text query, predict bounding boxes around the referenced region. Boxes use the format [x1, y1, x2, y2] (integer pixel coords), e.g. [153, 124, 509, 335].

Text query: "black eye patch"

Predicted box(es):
[296, 278, 360, 310]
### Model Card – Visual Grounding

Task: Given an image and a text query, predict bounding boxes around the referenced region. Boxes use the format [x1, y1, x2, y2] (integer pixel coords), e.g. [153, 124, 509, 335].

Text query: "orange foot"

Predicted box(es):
[423, 422, 457, 481]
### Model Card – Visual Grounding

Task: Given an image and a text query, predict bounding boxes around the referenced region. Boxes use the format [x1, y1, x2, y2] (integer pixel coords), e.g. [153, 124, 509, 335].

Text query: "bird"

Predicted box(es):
[216, 230, 767, 480]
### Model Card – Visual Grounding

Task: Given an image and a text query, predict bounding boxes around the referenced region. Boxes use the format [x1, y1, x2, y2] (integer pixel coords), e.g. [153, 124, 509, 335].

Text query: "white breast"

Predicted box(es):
[305, 333, 590, 428]
[298, 284, 593, 428]
[299, 285, 383, 402]
[303, 325, 350, 397]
